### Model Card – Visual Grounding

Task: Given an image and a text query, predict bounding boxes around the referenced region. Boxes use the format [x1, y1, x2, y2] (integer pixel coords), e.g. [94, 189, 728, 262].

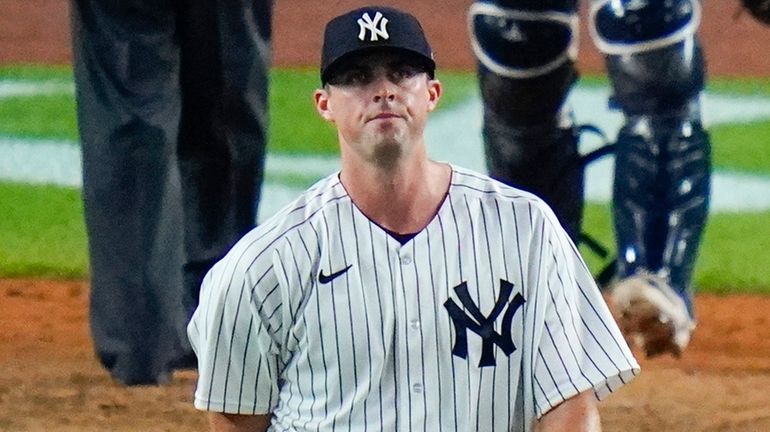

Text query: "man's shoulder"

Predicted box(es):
[449, 165, 545, 205]
[224, 174, 348, 262]
[448, 165, 563, 229]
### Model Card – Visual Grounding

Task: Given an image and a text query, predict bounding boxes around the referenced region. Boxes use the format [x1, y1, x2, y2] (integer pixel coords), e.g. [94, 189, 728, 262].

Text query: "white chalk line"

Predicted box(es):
[2, 80, 770, 221]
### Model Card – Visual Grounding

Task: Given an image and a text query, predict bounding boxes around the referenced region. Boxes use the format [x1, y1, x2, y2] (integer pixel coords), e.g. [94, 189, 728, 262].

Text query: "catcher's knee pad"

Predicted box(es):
[589, 0, 705, 115]
[470, 0, 579, 122]
[470, 0, 584, 239]
[612, 115, 711, 316]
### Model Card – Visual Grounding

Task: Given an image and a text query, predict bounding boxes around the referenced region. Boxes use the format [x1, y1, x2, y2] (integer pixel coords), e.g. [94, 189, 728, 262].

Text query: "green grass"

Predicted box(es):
[0, 65, 78, 140]
[705, 77, 770, 96]
[697, 211, 770, 294]
[0, 94, 78, 141]
[3, 183, 768, 294]
[0, 67, 479, 154]
[0, 183, 88, 278]
[580, 204, 770, 295]
[710, 121, 770, 174]
[3, 67, 766, 175]
[1, 65, 770, 293]
[0, 64, 73, 80]
[267, 69, 337, 154]
[580, 73, 770, 95]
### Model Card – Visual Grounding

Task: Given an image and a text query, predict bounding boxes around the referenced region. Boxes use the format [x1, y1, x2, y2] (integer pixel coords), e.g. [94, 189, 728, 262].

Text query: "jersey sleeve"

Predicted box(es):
[526, 206, 640, 419]
[187, 245, 286, 415]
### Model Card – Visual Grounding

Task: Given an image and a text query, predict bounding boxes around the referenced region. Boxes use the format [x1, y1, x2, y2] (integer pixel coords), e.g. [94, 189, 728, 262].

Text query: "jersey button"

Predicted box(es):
[409, 319, 420, 330]
[412, 383, 423, 393]
[400, 255, 412, 265]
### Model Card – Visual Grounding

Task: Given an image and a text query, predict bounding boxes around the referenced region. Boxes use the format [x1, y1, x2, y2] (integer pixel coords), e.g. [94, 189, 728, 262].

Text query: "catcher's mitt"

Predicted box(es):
[742, 0, 770, 25]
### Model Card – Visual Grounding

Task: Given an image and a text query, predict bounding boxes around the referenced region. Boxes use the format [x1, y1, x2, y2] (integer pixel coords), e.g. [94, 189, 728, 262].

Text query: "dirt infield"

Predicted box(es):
[2, 279, 770, 431]
[1, 1, 770, 431]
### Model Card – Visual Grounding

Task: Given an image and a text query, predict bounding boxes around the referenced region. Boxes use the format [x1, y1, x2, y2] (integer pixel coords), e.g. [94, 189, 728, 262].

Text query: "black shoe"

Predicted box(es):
[169, 351, 198, 370]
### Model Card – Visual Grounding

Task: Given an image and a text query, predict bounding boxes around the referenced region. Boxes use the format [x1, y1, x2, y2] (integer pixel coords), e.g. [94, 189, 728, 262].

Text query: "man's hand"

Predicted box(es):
[536, 390, 601, 432]
[209, 413, 271, 432]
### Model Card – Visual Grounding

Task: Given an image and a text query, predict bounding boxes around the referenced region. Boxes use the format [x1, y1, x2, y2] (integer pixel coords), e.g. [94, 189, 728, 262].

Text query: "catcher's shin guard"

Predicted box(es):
[591, 0, 711, 320]
[612, 113, 710, 318]
[483, 106, 584, 240]
[470, 0, 584, 240]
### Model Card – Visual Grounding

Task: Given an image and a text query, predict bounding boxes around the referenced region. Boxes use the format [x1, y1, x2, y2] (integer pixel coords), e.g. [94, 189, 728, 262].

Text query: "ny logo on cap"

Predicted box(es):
[358, 11, 389, 41]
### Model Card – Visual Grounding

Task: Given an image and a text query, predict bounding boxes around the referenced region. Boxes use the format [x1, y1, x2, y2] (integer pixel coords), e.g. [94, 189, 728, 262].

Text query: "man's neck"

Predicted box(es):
[339, 156, 451, 234]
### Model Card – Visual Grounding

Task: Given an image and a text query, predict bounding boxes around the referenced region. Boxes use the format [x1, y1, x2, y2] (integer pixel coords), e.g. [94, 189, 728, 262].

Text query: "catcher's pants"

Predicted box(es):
[71, 0, 272, 385]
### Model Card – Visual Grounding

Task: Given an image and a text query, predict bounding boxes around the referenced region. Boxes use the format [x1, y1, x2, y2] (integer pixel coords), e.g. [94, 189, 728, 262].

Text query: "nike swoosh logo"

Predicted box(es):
[318, 264, 352, 284]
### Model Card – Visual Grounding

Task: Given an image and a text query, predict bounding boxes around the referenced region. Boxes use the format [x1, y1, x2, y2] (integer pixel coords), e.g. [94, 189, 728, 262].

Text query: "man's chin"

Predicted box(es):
[370, 138, 405, 167]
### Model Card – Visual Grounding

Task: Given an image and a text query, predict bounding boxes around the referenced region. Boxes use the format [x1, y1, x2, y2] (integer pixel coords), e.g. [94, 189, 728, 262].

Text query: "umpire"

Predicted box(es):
[70, 0, 272, 385]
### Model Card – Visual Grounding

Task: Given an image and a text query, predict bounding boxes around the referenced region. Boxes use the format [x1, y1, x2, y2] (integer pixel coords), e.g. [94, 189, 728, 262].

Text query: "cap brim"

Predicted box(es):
[321, 46, 436, 84]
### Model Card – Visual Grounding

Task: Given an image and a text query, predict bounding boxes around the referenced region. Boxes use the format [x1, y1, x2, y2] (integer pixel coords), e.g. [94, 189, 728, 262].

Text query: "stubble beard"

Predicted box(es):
[371, 137, 404, 168]
[368, 124, 409, 169]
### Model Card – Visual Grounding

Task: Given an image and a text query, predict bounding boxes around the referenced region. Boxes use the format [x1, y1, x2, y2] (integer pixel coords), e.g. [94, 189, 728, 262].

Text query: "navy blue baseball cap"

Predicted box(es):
[320, 6, 436, 84]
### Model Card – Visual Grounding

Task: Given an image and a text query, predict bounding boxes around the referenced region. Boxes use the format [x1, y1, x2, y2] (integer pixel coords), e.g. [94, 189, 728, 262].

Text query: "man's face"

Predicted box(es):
[314, 50, 441, 165]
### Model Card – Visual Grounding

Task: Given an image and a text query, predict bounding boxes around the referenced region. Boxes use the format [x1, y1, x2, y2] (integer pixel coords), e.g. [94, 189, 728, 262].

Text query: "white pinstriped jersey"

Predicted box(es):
[188, 165, 639, 432]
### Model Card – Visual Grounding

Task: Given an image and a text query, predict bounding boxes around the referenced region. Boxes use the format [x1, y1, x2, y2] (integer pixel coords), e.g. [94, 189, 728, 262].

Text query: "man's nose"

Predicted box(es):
[372, 75, 397, 103]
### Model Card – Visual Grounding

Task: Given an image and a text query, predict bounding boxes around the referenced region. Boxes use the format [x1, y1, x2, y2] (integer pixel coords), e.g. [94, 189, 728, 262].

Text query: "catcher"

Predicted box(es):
[469, 0, 714, 358]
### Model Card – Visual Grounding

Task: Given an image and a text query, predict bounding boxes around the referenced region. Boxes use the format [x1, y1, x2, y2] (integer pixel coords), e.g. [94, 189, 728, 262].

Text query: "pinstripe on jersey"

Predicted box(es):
[187, 165, 639, 431]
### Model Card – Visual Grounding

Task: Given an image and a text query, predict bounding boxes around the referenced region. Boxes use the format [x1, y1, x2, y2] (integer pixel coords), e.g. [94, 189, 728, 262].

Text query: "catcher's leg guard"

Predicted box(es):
[470, 0, 584, 240]
[591, 0, 710, 355]
[613, 113, 711, 318]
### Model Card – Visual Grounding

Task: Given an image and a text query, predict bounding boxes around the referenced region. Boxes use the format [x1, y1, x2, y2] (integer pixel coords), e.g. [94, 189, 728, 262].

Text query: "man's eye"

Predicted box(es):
[389, 66, 420, 82]
[350, 71, 371, 83]
[334, 70, 371, 86]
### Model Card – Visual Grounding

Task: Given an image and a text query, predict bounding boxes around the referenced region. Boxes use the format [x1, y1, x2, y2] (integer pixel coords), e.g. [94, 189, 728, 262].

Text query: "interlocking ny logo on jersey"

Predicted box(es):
[444, 280, 525, 367]
[358, 12, 389, 41]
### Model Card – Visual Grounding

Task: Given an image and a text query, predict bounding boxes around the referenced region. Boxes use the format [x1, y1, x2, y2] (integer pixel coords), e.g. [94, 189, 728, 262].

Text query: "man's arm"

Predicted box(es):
[535, 391, 602, 432]
[209, 413, 271, 432]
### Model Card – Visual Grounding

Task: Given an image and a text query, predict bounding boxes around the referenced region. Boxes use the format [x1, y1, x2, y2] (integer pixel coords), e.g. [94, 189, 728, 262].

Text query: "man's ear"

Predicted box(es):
[314, 88, 335, 122]
[427, 79, 442, 112]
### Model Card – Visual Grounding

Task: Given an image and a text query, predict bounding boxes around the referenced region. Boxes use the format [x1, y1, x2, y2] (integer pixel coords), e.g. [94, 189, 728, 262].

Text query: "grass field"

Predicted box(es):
[1, 65, 769, 293]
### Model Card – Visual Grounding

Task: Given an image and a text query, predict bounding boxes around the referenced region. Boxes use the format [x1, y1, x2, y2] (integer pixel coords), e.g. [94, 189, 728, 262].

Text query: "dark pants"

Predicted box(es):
[70, 0, 272, 385]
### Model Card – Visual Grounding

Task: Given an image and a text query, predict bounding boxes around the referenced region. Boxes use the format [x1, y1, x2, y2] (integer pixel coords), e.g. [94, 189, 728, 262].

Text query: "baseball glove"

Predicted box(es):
[742, 0, 770, 25]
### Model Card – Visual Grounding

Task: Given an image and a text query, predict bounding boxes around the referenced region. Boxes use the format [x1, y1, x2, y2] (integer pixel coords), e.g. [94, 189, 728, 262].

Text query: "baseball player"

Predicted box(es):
[188, 6, 639, 431]
[469, 0, 710, 357]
